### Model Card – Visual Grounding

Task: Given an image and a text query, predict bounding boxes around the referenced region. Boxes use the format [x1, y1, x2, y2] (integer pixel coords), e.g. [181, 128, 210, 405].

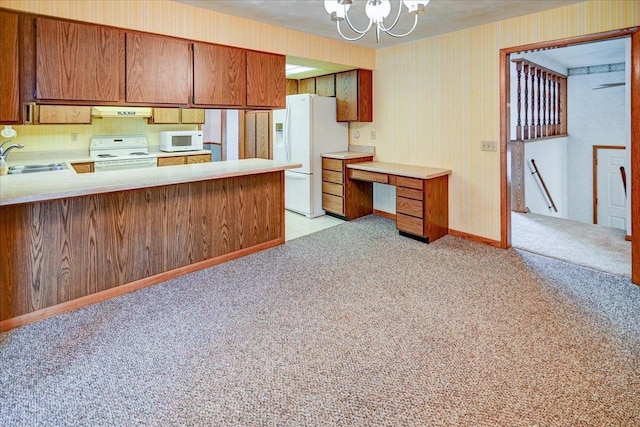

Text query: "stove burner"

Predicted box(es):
[130, 152, 150, 156]
[97, 154, 117, 158]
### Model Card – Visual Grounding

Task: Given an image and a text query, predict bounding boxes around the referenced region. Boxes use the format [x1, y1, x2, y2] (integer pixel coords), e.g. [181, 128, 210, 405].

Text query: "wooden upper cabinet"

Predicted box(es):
[0, 11, 20, 123]
[336, 69, 373, 122]
[286, 79, 299, 96]
[315, 74, 336, 97]
[298, 78, 316, 94]
[126, 32, 191, 104]
[246, 51, 286, 108]
[35, 17, 124, 102]
[193, 42, 246, 106]
[38, 105, 92, 124]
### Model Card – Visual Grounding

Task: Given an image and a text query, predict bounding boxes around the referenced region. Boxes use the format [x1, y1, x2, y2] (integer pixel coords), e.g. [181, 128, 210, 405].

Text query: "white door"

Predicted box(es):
[596, 148, 627, 229]
[285, 170, 312, 216]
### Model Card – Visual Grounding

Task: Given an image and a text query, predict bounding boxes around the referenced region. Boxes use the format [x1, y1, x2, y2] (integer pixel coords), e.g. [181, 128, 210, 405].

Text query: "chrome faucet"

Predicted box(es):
[0, 139, 13, 153]
[0, 139, 24, 159]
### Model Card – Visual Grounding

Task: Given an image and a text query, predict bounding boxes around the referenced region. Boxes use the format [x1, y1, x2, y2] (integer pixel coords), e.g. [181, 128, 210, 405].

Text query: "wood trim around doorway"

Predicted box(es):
[500, 27, 639, 284]
[592, 145, 626, 224]
[631, 29, 640, 285]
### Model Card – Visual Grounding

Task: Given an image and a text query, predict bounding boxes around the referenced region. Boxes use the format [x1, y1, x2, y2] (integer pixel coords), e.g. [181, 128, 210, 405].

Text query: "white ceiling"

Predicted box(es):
[173, 0, 627, 77]
[174, 0, 585, 49]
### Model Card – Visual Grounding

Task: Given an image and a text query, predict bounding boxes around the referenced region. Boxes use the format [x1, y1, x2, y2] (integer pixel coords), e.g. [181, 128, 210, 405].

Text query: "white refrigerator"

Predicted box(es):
[273, 94, 348, 218]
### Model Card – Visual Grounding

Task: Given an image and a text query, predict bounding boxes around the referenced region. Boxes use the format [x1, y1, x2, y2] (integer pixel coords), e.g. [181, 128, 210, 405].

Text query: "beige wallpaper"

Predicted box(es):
[352, 0, 640, 241]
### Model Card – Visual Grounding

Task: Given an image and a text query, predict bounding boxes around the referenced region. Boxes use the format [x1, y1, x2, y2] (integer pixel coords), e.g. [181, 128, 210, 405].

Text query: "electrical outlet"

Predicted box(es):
[370, 130, 376, 140]
[71, 133, 78, 142]
[481, 140, 497, 152]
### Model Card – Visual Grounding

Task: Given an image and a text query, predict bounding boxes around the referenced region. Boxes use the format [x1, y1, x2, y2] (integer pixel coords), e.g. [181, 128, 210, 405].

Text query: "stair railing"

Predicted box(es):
[512, 58, 568, 141]
[530, 159, 558, 212]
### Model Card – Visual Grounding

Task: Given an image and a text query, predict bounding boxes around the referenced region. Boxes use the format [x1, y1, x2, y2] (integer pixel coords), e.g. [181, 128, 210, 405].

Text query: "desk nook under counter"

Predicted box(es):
[321, 152, 451, 243]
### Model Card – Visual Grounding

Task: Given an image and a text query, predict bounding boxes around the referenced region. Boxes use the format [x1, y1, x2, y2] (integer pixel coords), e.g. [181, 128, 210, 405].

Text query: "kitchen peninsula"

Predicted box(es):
[0, 159, 299, 331]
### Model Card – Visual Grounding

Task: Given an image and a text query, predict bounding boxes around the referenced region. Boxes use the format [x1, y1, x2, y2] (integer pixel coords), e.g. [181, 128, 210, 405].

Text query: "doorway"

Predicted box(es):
[593, 145, 627, 229]
[500, 28, 640, 283]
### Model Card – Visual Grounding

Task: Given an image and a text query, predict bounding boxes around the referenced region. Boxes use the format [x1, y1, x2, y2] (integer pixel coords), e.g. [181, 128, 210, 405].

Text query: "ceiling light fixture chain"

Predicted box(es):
[324, 0, 430, 43]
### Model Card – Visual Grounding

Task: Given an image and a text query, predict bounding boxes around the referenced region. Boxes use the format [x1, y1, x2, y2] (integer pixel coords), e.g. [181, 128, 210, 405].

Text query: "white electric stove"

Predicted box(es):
[90, 135, 157, 172]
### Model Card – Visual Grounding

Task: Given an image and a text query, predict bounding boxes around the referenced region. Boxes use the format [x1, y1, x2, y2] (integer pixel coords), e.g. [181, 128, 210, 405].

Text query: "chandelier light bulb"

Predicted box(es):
[325, 0, 350, 21]
[403, 0, 430, 15]
[365, 0, 391, 23]
[324, 0, 339, 14]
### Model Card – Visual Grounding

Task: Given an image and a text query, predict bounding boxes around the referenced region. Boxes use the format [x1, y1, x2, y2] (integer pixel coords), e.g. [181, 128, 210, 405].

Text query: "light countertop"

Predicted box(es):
[347, 161, 452, 180]
[321, 151, 375, 160]
[0, 159, 301, 206]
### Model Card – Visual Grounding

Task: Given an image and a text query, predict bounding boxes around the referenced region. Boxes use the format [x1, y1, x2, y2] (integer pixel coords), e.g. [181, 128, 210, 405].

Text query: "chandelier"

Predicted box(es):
[324, 0, 430, 43]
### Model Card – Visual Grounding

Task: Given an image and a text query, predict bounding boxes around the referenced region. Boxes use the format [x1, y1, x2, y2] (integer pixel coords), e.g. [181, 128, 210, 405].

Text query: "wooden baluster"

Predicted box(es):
[542, 71, 547, 137]
[515, 61, 522, 141]
[530, 65, 536, 139]
[558, 77, 566, 135]
[523, 63, 529, 140]
[551, 76, 555, 136]
[536, 68, 542, 138]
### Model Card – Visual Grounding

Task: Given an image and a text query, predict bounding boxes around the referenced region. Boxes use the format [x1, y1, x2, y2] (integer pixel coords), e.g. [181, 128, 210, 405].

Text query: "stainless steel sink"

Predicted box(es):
[8, 163, 68, 174]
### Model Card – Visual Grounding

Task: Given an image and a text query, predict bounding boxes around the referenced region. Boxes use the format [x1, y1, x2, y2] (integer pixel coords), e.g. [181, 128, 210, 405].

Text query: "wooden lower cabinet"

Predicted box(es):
[71, 162, 94, 173]
[244, 111, 272, 159]
[187, 154, 211, 164]
[0, 171, 284, 325]
[395, 175, 448, 242]
[158, 156, 186, 167]
[158, 153, 211, 167]
[321, 156, 373, 220]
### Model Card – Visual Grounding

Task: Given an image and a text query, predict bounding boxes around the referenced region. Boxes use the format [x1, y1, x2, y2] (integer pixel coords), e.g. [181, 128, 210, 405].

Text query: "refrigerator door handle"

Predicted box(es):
[285, 171, 308, 179]
[283, 103, 292, 162]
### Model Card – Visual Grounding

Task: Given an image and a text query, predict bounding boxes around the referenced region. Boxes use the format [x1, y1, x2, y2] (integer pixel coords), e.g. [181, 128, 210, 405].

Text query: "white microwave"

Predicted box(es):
[160, 130, 203, 152]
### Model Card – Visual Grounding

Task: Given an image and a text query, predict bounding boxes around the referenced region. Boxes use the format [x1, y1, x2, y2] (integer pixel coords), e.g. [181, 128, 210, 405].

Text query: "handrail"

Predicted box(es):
[512, 58, 568, 141]
[530, 159, 558, 212]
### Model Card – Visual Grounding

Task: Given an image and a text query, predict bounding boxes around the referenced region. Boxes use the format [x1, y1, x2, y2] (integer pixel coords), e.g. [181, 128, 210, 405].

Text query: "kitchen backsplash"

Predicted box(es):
[7, 119, 198, 153]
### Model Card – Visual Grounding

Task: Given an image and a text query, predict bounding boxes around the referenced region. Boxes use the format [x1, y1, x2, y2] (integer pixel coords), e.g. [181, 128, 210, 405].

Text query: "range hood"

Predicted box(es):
[91, 106, 153, 118]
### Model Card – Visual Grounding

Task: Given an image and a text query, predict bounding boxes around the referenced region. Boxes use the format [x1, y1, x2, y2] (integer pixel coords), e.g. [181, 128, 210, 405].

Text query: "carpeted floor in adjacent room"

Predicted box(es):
[1, 215, 639, 426]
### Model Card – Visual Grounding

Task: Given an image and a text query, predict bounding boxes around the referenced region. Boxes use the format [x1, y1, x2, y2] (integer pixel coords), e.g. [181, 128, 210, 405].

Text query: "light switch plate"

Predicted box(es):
[481, 140, 497, 152]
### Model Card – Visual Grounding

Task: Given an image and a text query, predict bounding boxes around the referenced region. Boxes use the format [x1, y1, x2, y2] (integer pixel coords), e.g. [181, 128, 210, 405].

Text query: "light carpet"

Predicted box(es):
[512, 212, 631, 277]
[1, 216, 639, 426]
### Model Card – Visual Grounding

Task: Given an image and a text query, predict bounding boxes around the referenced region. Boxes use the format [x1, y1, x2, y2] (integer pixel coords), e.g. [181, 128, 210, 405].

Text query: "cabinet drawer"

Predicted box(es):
[322, 193, 344, 215]
[397, 186, 423, 201]
[322, 169, 344, 184]
[396, 197, 423, 218]
[397, 213, 424, 236]
[186, 154, 211, 164]
[158, 156, 186, 166]
[396, 176, 423, 190]
[322, 158, 343, 172]
[349, 169, 388, 184]
[322, 181, 343, 197]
